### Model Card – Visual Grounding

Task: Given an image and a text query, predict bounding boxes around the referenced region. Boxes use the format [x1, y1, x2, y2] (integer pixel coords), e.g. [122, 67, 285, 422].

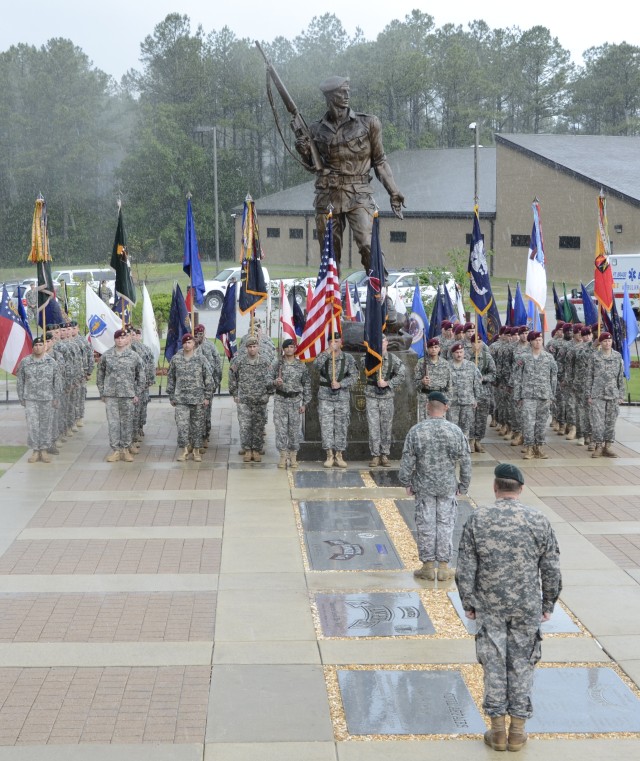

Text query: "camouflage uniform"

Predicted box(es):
[197, 339, 222, 441]
[50, 339, 67, 441]
[270, 357, 312, 452]
[167, 351, 213, 449]
[513, 351, 558, 446]
[61, 336, 84, 432]
[413, 357, 453, 422]
[73, 333, 95, 422]
[494, 338, 513, 428]
[561, 337, 582, 430]
[25, 287, 38, 324]
[363, 352, 406, 457]
[131, 340, 156, 438]
[96, 346, 144, 452]
[448, 359, 481, 438]
[456, 497, 562, 718]
[315, 351, 358, 453]
[588, 349, 625, 445]
[553, 334, 573, 429]
[17, 353, 62, 451]
[237, 334, 277, 361]
[399, 417, 471, 563]
[470, 349, 496, 442]
[508, 340, 531, 435]
[574, 341, 596, 440]
[229, 353, 274, 452]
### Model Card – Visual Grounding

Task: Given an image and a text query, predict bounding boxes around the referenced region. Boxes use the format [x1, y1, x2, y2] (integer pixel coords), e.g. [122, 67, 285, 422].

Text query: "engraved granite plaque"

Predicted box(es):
[369, 470, 402, 487]
[293, 470, 365, 488]
[316, 592, 435, 637]
[299, 500, 384, 532]
[527, 667, 640, 733]
[305, 531, 403, 571]
[447, 591, 581, 635]
[396, 499, 472, 566]
[337, 669, 486, 735]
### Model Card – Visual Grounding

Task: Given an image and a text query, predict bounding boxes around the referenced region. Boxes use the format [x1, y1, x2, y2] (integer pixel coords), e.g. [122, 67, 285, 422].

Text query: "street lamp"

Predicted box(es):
[468, 122, 479, 205]
[193, 125, 220, 271]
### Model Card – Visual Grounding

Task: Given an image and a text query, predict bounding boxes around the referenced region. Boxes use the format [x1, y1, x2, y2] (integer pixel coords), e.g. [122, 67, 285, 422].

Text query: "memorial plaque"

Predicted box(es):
[337, 669, 486, 735]
[293, 470, 365, 489]
[527, 667, 640, 733]
[396, 499, 472, 567]
[299, 500, 384, 532]
[305, 531, 403, 571]
[369, 470, 402, 487]
[447, 591, 581, 635]
[315, 592, 435, 637]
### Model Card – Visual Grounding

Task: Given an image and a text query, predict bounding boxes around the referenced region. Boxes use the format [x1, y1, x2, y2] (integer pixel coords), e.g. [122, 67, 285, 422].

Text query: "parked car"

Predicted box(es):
[350, 269, 457, 313]
[202, 266, 271, 311]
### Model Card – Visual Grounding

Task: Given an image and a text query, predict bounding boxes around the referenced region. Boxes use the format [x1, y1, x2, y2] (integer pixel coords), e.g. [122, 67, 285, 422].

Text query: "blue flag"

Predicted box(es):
[623, 282, 638, 381]
[216, 281, 237, 360]
[364, 214, 386, 376]
[513, 283, 528, 326]
[580, 283, 598, 326]
[183, 197, 205, 305]
[164, 284, 190, 362]
[467, 206, 493, 316]
[505, 283, 514, 326]
[238, 195, 268, 315]
[16, 287, 33, 340]
[429, 286, 445, 339]
[409, 284, 430, 358]
[44, 297, 66, 329]
[352, 283, 364, 322]
[442, 281, 457, 322]
[484, 299, 502, 342]
[293, 296, 306, 337]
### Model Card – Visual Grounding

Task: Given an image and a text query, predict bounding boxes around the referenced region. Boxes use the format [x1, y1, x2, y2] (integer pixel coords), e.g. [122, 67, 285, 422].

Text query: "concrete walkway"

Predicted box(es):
[0, 397, 639, 759]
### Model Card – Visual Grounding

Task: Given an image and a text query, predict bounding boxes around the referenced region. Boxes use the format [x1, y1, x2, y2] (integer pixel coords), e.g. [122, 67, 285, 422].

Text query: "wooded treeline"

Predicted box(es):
[1, 11, 638, 267]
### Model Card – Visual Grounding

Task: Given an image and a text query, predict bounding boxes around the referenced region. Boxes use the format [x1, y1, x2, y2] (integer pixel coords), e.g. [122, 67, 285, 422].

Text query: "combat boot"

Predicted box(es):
[602, 443, 619, 458]
[380, 454, 391, 467]
[475, 440, 486, 453]
[129, 441, 141, 453]
[76, 419, 84, 428]
[369, 455, 380, 467]
[106, 450, 121, 462]
[534, 445, 549, 459]
[242, 450, 252, 463]
[551, 418, 559, 431]
[489, 416, 497, 428]
[238, 448, 246, 455]
[557, 423, 566, 436]
[413, 561, 435, 581]
[576, 436, 585, 446]
[177, 447, 191, 462]
[565, 425, 577, 440]
[334, 451, 348, 468]
[122, 449, 134, 462]
[323, 450, 334, 468]
[28, 450, 40, 463]
[502, 425, 512, 438]
[468, 439, 476, 452]
[587, 437, 595, 451]
[278, 451, 288, 468]
[484, 715, 507, 752]
[507, 716, 528, 752]
[510, 433, 523, 447]
[591, 444, 603, 458]
[193, 449, 202, 462]
[40, 451, 51, 463]
[251, 450, 262, 462]
[437, 562, 452, 581]
[289, 451, 298, 469]
[522, 446, 535, 460]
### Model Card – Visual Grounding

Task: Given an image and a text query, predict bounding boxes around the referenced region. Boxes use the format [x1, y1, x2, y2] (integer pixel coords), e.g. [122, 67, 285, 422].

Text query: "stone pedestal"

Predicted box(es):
[298, 350, 419, 461]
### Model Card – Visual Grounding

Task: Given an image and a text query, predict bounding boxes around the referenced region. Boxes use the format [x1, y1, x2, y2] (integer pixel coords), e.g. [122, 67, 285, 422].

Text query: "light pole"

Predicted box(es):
[193, 125, 220, 270]
[468, 121, 479, 205]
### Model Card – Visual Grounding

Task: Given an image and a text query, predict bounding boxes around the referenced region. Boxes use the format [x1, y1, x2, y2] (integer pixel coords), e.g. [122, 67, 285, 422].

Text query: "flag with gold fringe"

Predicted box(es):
[27, 196, 55, 317]
[594, 191, 614, 312]
[238, 194, 268, 315]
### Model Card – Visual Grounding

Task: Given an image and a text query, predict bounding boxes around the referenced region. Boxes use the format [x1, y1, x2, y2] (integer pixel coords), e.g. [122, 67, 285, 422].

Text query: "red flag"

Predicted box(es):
[280, 281, 296, 342]
[594, 192, 614, 311]
[306, 282, 313, 314]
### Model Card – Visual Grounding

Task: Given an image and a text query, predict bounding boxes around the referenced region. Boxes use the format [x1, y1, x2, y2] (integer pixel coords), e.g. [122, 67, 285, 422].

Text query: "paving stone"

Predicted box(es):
[293, 471, 365, 489]
[305, 531, 403, 571]
[315, 592, 435, 637]
[299, 501, 384, 532]
[395, 499, 472, 566]
[368, 470, 402, 487]
[337, 669, 486, 735]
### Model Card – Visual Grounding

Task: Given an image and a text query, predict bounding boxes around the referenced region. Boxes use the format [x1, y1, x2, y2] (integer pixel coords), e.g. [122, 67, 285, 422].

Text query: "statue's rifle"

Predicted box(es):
[255, 41, 327, 176]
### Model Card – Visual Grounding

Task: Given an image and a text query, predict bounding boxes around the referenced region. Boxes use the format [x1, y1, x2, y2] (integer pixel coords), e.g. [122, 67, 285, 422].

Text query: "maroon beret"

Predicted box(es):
[427, 338, 440, 348]
[517, 326, 529, 334]
[580, 327, 592, 336]
[182, 333, 194, 344]
[599, 332, 612, 341]
[527, 331, 542, 342]
[563, 323, 574, 333]
[114, 329, 126, 339]
[572, 323, 583, 333]
[194, 324, 205, 334]
[463, 322, 475, 332]
[453, 324, 464, 335]
[441, 320, 452, 330]
[451, 342, 464, 353]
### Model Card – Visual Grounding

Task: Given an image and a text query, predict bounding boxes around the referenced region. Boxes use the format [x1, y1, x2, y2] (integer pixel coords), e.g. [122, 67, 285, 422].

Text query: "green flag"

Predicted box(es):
[561, 282, 573, 322]
[110, 205, 136, 305]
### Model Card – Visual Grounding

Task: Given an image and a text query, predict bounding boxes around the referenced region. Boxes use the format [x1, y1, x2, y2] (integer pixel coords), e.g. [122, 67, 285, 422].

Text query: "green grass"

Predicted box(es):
[0, 445, 28, 462]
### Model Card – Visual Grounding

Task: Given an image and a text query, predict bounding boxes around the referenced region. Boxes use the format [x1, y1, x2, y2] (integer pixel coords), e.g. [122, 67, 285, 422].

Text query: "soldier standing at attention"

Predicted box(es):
[271, 338, 311, 469]
[17, 337, 62, 463]
[588, 331, 625, 458]
[448, 342, 481, 441]
[413, 338, 453, 422]
[399, 391, 471, 582]
[364, 335, 405, 467]
[98, 280, 113, 305]
[69, 320, 94, 428]
[194, 324, 222, 447]
[469, 338, 496, 453]
[315, 333, 358, 468]
[129, 328, 156, 450]
[25, 283, 38, 324]
[166, 333, 213, 463]
[96, 328, 144, 463]
[456, 463, 561, 752]
[229, 335, 274, 463]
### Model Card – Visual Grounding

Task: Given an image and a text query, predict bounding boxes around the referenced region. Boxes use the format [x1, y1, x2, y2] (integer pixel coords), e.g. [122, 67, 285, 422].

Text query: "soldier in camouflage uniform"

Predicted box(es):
[237, 321, 276, 361]
[399, 391, 471, 582]
[456, 463, 561, 752]
[442, 324, 465, 360]
[506, 327, 531, 447]
[490, 327, 508, 431]
[194, 324, 222, 446]
[573, 327, 596, 448]
[513, 331, 557, 459]
[561, 324, 584, 440]
[413, 338, 453, 422]
[588, 332, 625, 458]
[438, 321, 456, 360]
[129, 328, 156, 449]
[96, 328, 144, 463]
[469, 339, 496, 453]
[447, 342, 481, 440]
[167, 333, 213, 462]
[553, 323, 574, 435]
[363, 335, 406, 467]
[545, 322, 566, 430]
[315, 333, 358, 468]
[17, 337, 63, 463]
[495, 328, 514, 436]
[25, 283, 38, 324]
[69, 321, 94, 427]
[270, 338, 312, 468]
[229, 335, 274, 462]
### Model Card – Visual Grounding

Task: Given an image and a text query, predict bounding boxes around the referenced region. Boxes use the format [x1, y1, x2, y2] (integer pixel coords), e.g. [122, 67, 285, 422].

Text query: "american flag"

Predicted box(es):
[296, 217, 342, 362]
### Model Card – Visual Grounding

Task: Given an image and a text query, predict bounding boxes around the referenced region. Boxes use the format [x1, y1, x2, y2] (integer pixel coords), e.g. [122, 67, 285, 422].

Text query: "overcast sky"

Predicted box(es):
[0, 1, 631, 81]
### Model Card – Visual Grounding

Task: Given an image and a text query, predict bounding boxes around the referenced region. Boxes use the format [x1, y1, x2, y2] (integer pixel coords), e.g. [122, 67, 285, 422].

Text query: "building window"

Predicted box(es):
[511, 234, 530, 247]
[390, 231, 407, 243]
[559, 236, 580, 250]
[266, 228, 280, 238]
[289, 228, 303, 240]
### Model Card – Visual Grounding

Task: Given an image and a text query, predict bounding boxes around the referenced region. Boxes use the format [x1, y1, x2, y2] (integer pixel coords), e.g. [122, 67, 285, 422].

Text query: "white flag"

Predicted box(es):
[85, 283, 121, 354]
[280, 281, 296, 342]
[142, 283, 161, 365]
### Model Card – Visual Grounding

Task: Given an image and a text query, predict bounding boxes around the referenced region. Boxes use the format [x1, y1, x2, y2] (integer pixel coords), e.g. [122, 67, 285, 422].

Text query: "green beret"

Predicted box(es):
[494, 463, 525, 485]
[427, 391, 448, 405]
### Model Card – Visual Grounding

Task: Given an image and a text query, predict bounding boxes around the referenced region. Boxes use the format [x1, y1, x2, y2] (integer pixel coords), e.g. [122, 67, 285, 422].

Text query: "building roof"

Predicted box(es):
[252, 147, 497, 217]
[495, 134, 640, 205]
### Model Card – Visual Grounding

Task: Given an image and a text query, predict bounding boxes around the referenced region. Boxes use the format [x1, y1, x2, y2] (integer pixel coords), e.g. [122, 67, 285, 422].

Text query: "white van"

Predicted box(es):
[53, 268, 116, 291]
[202, 266, 271, 310]
[563, 253, 640, 322]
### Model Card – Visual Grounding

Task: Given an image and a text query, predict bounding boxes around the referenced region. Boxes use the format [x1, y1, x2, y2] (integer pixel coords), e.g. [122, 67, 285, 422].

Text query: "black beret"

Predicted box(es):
[32, 336, 44, 345]
[427, 391, 449, 405]
[494, 463, 525, 485]
[282, 338, 296, 349]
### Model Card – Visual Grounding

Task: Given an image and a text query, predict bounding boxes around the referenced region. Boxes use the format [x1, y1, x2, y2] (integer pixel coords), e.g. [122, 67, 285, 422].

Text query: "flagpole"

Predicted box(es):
[474, 312, 479, 366]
